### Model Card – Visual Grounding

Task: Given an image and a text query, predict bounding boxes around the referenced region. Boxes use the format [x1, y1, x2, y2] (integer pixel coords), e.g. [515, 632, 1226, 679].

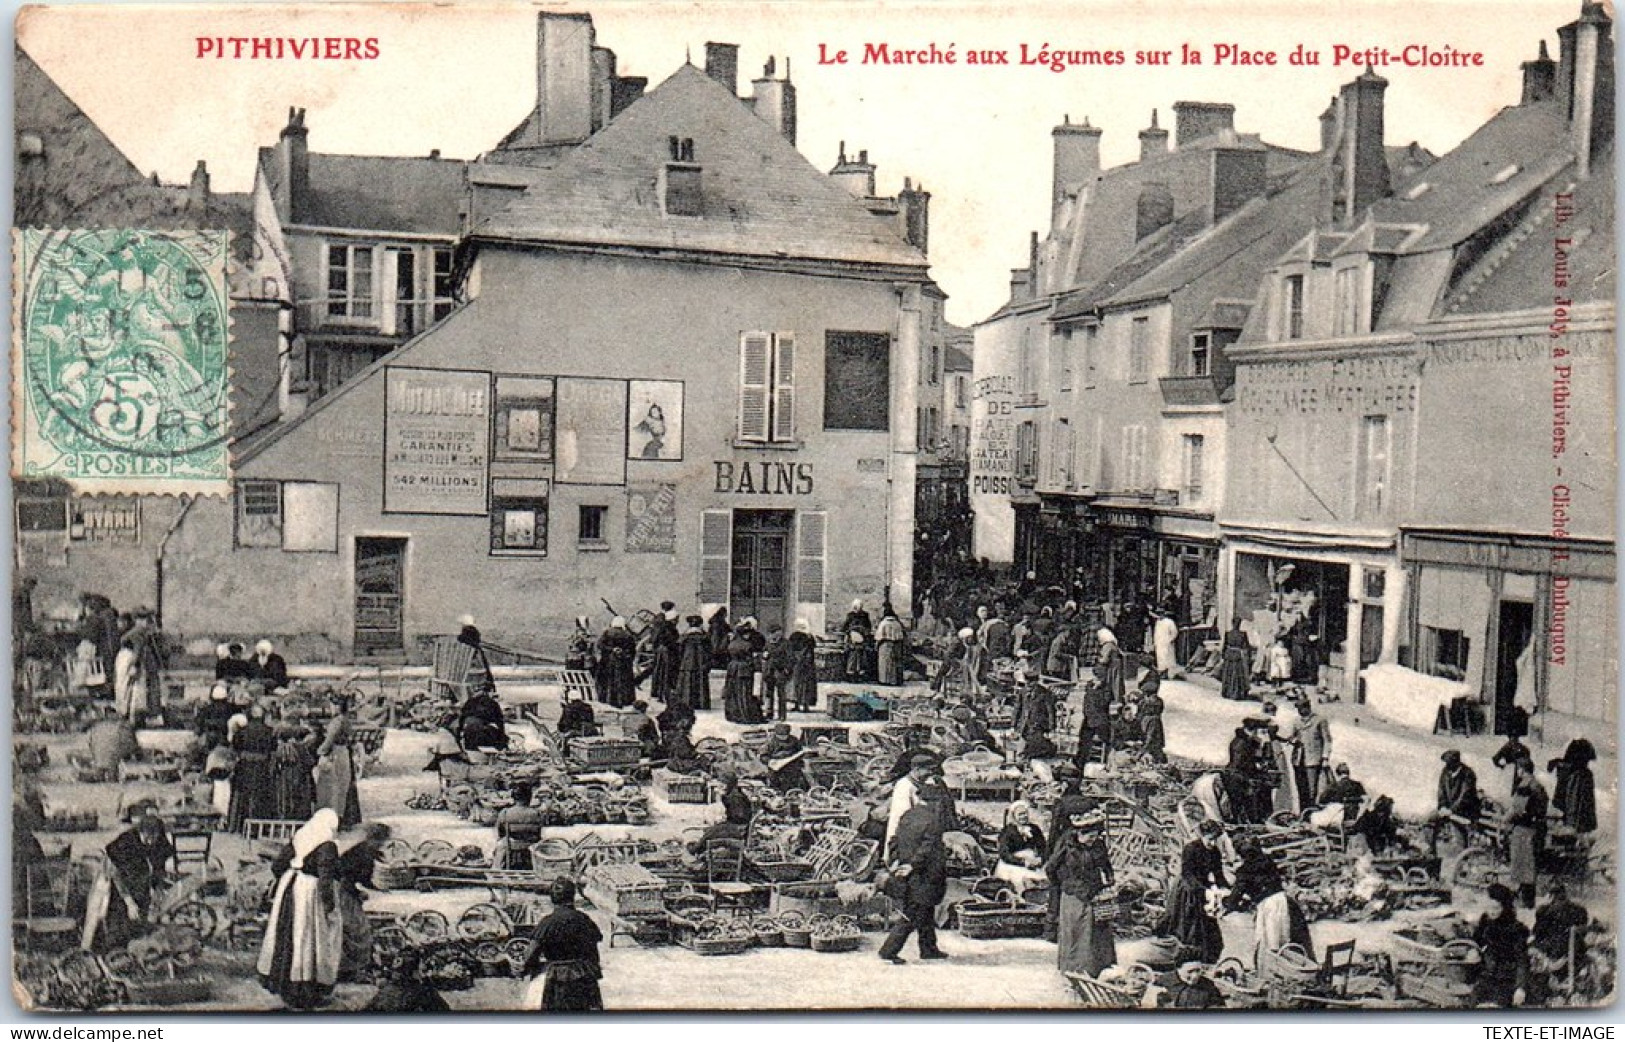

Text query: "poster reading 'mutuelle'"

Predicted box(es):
[383, 367, 490, 515]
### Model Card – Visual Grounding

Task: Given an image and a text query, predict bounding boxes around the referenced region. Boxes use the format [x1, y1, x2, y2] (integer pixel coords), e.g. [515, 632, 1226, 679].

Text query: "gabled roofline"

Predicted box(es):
[468, 234, 931, 284]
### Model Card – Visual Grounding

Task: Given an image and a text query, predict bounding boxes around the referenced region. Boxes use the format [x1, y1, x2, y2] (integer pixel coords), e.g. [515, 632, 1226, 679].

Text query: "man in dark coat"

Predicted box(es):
[761, 723, 809, 791]
[596, 618, 638, 708]
[521, 878, 604, 1011]
[1075, 676, 1115, 769]
[707, 607, 733, 671]
[675, 615, 712, 712]
[1429, 749, 1481, 854]
[1472, 883, 1528, 1007]
[458, 687, 509, 750]
[646, 604, 680, 705]
[878, 786, 951, 964]
[1223, 721, 1268, 825]
[1548, 738, 1598, 835]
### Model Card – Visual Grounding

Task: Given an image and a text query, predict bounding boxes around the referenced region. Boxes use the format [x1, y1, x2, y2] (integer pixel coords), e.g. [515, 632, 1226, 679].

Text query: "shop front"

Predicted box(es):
[1221, 528, 1404, 701]
[1403, 529, 1616, 730]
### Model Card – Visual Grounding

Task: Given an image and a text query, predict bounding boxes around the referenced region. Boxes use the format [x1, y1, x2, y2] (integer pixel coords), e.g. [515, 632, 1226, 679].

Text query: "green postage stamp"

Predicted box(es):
[12, 229, 232, 495]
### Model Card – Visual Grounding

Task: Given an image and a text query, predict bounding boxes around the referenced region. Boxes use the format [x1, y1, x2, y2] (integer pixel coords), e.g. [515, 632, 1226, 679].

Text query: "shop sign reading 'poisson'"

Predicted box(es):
[714, 460, 814, 495]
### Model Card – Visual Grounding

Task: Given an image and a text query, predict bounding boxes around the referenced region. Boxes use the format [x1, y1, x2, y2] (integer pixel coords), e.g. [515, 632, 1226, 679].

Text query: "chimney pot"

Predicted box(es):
[534, 12, 596, 146]
[1139, 108, 1170, 161]
[1172, 101, 1236, 148]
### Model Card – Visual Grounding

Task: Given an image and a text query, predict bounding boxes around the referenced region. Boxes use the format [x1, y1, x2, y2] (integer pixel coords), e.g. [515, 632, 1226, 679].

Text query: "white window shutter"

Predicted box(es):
[699, 509, 732, 604]
[773, 332, 796, 442]
[739, 333, 770, 441]
[796, 510, 827, 634]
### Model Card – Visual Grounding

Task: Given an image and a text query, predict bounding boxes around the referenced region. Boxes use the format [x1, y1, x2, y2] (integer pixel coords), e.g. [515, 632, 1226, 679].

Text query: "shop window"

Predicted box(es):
[325, 243, 375, 321]
[236, 480, 282, 547]
[1190, 332, 1211, 377]
[578, 504, 608, 548]
[493, 376, 555, 462]
[741, 331, 800, 441]
[1283, 274, 1305, 339]
[822, 331, 887, 432]
[1128, 317, 1150, 383]
[1422, 626, 1470, 680]
[490, 478, 549, 556]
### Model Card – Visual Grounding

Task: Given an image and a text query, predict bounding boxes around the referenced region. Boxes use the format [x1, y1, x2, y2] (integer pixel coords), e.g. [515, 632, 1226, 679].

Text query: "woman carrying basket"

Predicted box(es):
[1046, 800, 1117, 976]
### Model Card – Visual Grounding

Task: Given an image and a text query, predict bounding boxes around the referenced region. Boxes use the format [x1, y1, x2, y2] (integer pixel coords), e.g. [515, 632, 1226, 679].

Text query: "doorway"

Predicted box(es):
[730, 510, 793, 632]
[1494, 599, 1535, 734]
[354, 537, 407, 655]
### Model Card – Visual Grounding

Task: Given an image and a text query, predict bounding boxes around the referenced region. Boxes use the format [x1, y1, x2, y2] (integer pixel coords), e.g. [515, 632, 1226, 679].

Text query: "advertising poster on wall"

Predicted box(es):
[626, 482, 678, 553]
[556, 377, 628, 485]
[626, 379, 683, 460]
[383, 366, 491, 515]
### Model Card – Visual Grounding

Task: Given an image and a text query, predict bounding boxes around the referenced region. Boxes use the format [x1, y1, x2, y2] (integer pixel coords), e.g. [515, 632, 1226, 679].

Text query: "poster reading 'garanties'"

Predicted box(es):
[382, 366, 490, 515]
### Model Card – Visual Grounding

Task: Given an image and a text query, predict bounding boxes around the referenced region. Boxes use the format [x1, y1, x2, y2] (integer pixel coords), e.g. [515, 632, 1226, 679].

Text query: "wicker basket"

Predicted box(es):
[372, 863, 418, 891]
[657, 772, 712, 804]
[473, 941, 512, 978]
[748, 857, 814, 883]
[531, 838, 575, 881]
[691, 935, 753, 956]
[810, 932, 861, 953]
[1064, 972, 1138, 1009]
[752, 922, 785, 948]
[954, 892, 1047, 940]
[781, 912, 813, 949]
[568, 737, 642, 767]
[581, 862, 665, 917]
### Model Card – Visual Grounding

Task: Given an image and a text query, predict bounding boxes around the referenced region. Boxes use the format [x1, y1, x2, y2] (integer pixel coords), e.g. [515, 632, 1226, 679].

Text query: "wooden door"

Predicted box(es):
[354, 537, 406, 655]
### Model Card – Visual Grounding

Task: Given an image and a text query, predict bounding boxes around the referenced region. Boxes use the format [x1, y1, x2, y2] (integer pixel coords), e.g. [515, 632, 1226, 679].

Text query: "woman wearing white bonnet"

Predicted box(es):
[257, 808, 344, 1009]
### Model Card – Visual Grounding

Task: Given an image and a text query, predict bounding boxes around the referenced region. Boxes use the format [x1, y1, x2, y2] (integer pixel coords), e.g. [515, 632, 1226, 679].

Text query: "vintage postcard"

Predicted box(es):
[9, 0, 1616, 1015]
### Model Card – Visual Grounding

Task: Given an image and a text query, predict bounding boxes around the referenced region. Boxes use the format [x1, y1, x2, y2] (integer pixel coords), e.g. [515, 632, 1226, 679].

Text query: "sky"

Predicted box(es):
[14, 0, 1589, 326]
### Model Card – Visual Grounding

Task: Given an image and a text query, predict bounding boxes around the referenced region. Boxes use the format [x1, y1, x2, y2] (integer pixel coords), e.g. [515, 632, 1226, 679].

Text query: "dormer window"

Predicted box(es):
[1190, 332, 1211, 377]
[661, 136, 701, 217]
[1333, 266, 1363, 336]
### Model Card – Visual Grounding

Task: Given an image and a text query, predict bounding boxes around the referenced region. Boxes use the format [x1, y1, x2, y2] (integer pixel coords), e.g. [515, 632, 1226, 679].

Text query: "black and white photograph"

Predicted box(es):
[6, 0, 1618, 1015]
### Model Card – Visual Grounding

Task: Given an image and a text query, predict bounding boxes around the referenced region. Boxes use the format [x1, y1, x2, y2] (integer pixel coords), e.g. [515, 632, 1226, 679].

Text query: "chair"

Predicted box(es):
[1319, 939, 1357, 997]
[705, 842, 753, 914]
[171, 831, 212, 875]
[427, 636, 481, 701]
[19, 860, 78, 952]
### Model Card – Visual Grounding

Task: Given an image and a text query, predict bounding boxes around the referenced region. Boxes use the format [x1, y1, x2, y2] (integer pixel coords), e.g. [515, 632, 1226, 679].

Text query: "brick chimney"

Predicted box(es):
[534, 12, 595, 146]
[1211, 148, 1267, 223]
[1558, 3, 1614, 178]
[1522, 40, 1557, 104]
[899, 177, 930, 255]
[1139, 109, 1169, 161]
[277, 107, 308, 222]
[750, 56, 797, 144]
[1052, 115, 1102, 206]
[1318, 96, 1338, 152]
[611, 76, 647, 117]
[1173, 101, 1235, 148]
[705, 42, 739, 94]
[187, 160, 211, 213]
[1332, 68, 1389, 226]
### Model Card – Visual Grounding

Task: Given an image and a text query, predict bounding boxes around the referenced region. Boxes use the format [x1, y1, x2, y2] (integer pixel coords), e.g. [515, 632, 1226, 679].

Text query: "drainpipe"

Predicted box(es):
[155, 494, 198, 630]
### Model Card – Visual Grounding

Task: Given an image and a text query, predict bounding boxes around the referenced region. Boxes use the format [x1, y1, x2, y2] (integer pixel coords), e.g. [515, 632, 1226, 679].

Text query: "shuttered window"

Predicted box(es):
[738, 332, 797, 443]
[796, 510, 828, 634]
[699, 509, 733, 604]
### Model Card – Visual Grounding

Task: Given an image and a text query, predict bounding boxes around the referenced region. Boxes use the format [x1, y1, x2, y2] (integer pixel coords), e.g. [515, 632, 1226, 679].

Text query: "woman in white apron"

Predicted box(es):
[257, 809, 343, 1009]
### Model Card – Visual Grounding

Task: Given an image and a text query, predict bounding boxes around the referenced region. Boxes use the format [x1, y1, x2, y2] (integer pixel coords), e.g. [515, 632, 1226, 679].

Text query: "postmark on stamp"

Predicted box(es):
[12, 229, 232, 496]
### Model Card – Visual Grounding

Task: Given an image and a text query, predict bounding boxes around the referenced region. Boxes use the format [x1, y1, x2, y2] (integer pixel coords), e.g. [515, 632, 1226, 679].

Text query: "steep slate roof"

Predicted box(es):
[260, 149, 468, 235]
[473, 64, 927, 271]
[1445, 148, 1615, 313]
[944, 345, 973, 372]
[1048, 209, 1213, 321]
[1369, 101, 1571, 255]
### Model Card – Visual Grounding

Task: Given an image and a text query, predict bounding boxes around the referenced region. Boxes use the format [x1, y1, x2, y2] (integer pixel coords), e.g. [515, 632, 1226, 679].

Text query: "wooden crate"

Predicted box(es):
[581, 862, 666, 917]
[568, 736, 641, 767]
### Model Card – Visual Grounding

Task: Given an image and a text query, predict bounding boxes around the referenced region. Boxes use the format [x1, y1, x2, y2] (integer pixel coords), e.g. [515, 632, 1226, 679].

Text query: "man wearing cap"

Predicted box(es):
[1318, 763, 1367, 823]
[1075, 665, 1116, 769]
[1429, 750, 1482, 855]
[885, 754, 937, 859]
[1294, 698, 1332, 804]
[878, 784, 952, 964]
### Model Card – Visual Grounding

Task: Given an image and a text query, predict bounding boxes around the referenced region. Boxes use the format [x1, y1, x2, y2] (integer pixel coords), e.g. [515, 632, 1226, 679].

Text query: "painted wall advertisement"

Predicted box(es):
[970, 370, 1017, 561]
[626, 483, 677, 554]
[383, 367, 491, 515]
